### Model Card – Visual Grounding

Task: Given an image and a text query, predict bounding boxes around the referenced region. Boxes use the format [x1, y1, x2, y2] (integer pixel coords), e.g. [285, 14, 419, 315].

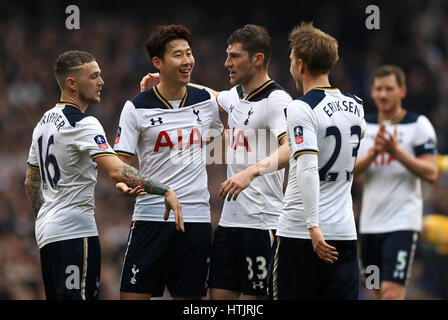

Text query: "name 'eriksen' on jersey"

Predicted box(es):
[323, 100, 361, 118]
[39, 112, 66, 131]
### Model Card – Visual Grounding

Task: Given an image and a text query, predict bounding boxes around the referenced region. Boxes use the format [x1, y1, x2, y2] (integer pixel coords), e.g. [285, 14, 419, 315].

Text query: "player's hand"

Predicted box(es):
[309, 226, 338, 264]
[218, 167, 257, 201]
[116, 182, 147, 197]
[375, 124, 399, 156]
[140, 72, 161, 91]
[163, 189, 184, 232]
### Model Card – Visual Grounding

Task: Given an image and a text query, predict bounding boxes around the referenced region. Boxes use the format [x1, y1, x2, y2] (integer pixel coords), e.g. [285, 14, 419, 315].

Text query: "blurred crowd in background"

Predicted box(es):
[1, 0, 448, 299]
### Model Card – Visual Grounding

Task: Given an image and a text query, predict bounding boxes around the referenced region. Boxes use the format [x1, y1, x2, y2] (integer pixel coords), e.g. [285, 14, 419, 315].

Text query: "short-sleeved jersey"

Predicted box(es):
[358, 111, 437, 234]
[217, 80, 292, 229]
[27, 102, 115, 249]
[114, 85, 223, 223]
[277, 88, 366, 240]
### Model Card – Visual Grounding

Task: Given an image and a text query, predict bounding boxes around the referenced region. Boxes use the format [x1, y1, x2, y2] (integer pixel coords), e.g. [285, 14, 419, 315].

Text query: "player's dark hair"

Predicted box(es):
[371, 65, 406, 87]
[289, 22, 339, 76]
[54, 50, 96, 90]
[145, 24, 193, 60]
[226, 24, 272, 69]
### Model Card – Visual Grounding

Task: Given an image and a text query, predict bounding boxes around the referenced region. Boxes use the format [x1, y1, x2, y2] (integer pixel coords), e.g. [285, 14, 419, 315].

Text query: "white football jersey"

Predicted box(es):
[277, 88, 366, 240]
[358, 111, 437, 233]
[27, 102, 115, 249]
[217, 80, 292, 229]
[114, 85, 223, 223]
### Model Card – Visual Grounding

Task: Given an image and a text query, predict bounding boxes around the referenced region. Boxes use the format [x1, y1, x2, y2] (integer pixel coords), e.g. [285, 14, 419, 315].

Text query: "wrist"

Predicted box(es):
[390, 146, 403, 159]
[248, 164, 260, 179]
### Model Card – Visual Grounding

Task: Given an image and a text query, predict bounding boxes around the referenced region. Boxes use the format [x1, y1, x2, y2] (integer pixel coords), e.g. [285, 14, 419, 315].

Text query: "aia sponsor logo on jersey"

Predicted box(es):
[94, 135, 108, 149]
[154, 128, 203, 152]
[227, 125, 251, 152]
[114, 127, 121, 145]
[294, 126, 303, 144]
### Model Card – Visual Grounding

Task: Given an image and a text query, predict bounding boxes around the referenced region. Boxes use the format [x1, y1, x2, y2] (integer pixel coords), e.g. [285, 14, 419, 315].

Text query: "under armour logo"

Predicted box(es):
[244, 108, 254, 125]
[150, 117, 163, 125]
[252, 281, 264, 290]
[130, 264, 139, 284]
[193, 108, 202, 124]
[229, 105, 234, 113]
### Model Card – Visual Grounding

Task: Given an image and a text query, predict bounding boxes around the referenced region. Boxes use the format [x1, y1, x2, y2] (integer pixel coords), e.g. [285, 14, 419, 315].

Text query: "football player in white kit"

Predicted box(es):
[355, 65, 438, 300]
[272, 22, 365, 299]
[115, 25, 223, 300]
[140, 24, 292, 300]
[24, 50, 183, 300]
[210, 25, 291, 300]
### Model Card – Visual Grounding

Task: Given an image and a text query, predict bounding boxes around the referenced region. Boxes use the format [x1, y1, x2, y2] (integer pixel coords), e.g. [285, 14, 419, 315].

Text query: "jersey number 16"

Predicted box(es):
[38, 135, 61, 189]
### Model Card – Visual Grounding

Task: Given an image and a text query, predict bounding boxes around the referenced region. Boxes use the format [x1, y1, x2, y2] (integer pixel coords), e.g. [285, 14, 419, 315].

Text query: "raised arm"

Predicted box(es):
[24, 165, 44, 218]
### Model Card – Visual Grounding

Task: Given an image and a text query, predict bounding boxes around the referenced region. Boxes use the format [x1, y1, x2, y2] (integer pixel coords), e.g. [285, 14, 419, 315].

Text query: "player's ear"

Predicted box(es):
[152, 56, 161, 70]
[252, 53, 264, 68]
[298, 59, 305, 74]
[66, 77, 77, 91]
[400, 84, 407, 99]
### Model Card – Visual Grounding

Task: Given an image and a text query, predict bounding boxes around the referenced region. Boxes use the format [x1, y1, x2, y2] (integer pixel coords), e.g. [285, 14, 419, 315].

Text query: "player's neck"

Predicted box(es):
[379, 104, 404, 122]
[302, 74, 331, 95]
[156, 81, 186, 101]
[59, 93, 88, 113]
[241, 72, 270, 95]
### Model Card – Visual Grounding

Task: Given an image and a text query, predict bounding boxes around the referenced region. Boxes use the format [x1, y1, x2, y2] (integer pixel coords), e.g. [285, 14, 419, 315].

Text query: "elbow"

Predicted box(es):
[109, 167, 123, 183]
[424, 169, 439, 184]
[24, 179, 32, 190]
[109, 170, 122, 183]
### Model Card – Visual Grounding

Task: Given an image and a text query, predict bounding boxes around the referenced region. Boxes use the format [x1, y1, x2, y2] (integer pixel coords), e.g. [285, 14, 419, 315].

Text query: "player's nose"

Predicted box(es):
[224, 57, 232, 68]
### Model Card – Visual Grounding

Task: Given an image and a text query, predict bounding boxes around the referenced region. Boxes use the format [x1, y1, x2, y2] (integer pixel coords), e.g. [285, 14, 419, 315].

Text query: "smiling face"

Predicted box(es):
[371, 74, 406, 114]
[155, 38, 195, 86]
[224, 42, 256, 86]
[75, 61, 104, 104]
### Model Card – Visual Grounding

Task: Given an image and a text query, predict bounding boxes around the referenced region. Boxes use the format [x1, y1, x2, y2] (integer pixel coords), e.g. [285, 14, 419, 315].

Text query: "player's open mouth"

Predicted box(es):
[180, 69, 191, 75]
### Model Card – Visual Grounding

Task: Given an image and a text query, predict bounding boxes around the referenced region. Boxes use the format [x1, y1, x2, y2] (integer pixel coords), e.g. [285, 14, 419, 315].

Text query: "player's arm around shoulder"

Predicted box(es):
[24, 164, 44, 218]
[139, 72, 226, 110]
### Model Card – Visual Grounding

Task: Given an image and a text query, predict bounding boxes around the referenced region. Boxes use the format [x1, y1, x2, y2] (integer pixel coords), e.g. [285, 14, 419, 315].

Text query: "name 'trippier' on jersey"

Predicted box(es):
[27, 102, 116, 249]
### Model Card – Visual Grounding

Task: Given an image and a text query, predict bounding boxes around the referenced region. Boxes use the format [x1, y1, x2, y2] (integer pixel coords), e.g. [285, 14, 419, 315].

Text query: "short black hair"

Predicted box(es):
[145, 24, 193, 60]
[226, 24, 271, 69]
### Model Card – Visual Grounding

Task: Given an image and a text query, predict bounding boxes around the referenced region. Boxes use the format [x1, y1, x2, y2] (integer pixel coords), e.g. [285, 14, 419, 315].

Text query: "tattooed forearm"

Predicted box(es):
[121, 164, 169, 195]
[24, 166, 44, 218]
